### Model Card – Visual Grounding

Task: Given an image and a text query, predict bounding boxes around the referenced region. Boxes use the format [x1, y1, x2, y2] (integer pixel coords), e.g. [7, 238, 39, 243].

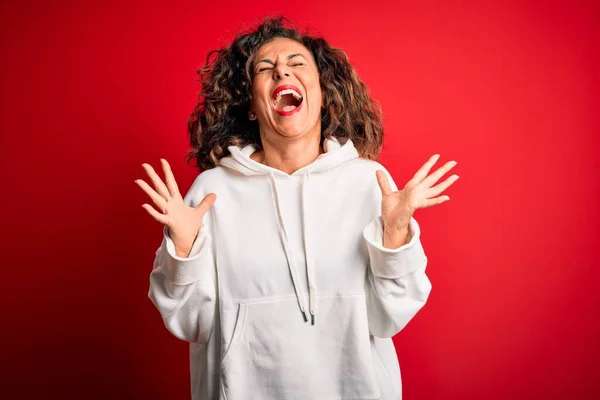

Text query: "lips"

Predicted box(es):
[272, 85, 303, 116]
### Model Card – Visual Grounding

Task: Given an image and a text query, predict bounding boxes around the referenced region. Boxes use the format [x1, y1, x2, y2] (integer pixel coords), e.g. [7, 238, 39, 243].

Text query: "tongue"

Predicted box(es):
[282, 105, 297, 112]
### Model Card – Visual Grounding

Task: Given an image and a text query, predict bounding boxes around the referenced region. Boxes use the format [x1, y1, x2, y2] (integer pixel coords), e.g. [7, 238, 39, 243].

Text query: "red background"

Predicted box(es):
[2, 0, 599, 399]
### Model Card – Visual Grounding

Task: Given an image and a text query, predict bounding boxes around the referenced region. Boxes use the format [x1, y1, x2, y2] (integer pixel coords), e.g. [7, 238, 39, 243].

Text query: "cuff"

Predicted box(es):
[161, 226, 212, 285]
[363, 216, 427, 279]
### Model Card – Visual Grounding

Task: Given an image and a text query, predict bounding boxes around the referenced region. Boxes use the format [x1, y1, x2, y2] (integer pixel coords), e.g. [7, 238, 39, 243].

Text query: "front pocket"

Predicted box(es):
[220, 301, 247, 371]
[220, 294, 382, 400]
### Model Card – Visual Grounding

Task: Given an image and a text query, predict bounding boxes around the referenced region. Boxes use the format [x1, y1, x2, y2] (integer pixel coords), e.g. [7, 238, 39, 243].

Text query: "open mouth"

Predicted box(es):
[272, 85, 303, 116]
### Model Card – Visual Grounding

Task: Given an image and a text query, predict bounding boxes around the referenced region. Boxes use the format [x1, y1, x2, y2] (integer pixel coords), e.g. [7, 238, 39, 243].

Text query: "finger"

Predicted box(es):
[142, 204, 170, 225]
[161, 158, 181, 198]
[420, 196, 451, 209]
[142, 163, 170, 199]
[425, 174, 459, 198]
[195, 193, 217, 217]
[135, 179, 167, 211]
[412, 154, 441, 182]
[422, 160, 458, 189]
[376, 170, 393, 195]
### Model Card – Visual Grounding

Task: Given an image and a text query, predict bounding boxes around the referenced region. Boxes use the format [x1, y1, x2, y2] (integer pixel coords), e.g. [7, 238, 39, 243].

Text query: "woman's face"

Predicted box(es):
[251, 38, 322, 142]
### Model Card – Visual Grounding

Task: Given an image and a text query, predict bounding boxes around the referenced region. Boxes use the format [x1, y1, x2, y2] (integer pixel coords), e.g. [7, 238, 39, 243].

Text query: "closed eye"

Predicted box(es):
[258, 63, 302, 72]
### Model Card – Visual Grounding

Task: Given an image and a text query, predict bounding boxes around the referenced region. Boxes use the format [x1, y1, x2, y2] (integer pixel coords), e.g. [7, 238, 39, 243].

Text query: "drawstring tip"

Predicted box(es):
[302, 311, 308, 323]
[311, 314, 315, 325]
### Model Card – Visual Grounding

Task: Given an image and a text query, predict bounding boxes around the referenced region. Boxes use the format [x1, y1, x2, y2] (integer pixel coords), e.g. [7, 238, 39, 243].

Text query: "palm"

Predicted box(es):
[135, 159, 216, 253]
[161, 193, 205, 248]
[376, 154, 458, 231]
[381, 190, 413, 230]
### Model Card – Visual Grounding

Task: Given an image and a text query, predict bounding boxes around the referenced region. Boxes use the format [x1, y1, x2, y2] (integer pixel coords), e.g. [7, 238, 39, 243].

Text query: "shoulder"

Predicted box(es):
[339, 158, 398, 191]
[342, 158, 393, 178]
[349, 158, 388, 171]
[183, 166, 231, 205]
[189, 165, 229, 186]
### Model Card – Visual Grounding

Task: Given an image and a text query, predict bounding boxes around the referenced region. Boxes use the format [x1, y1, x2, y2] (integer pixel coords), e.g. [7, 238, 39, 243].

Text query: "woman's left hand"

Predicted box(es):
[376, 154, 459, 236]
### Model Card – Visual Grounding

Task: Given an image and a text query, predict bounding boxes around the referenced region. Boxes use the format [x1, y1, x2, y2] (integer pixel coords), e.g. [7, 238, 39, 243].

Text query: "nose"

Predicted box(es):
[273, 64, 290, 80]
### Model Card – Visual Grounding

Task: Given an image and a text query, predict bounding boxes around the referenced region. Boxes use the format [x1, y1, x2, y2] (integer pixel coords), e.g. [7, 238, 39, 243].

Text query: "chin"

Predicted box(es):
[277, 121, 319, 138]
[275, 127, 305, 138]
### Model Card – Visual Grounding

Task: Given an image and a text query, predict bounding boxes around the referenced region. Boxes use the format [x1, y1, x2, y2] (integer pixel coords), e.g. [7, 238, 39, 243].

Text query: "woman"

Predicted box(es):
[136, 17, 458, 400]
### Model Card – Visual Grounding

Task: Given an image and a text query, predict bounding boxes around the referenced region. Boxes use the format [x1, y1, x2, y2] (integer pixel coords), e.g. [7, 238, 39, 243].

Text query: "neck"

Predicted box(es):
[252, 133, 323, 175]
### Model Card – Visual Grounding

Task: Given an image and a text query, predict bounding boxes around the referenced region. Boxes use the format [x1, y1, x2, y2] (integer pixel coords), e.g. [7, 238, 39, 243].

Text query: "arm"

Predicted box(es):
[138, 164, 218, 345]
[148, 225, 217, 344]
[363, 215, 431, 338]
[364, 156, 457, 337]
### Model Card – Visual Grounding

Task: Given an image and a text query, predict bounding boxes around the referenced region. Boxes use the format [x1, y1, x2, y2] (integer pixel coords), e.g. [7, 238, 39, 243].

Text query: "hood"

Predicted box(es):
[218, 136, 359, 326]
[219, 136, 359, 176]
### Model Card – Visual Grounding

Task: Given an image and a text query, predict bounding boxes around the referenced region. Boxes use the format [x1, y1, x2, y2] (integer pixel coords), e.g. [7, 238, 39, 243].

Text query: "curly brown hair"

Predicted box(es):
[187, 16, 384, 171]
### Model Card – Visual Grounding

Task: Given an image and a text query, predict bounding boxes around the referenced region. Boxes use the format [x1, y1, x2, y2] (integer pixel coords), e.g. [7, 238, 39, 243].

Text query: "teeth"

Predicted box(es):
[273, 88, 303, 106]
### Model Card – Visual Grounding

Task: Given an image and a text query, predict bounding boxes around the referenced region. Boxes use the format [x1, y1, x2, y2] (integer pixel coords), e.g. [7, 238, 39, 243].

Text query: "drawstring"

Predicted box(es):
[302, 171, 317, 325]
[268, 173, 310, 323]
[268, 172, 317, 325]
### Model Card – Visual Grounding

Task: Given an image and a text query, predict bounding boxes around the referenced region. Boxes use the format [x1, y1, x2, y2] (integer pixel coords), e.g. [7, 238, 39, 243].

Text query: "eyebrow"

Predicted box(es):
[256, 53, 307, 65]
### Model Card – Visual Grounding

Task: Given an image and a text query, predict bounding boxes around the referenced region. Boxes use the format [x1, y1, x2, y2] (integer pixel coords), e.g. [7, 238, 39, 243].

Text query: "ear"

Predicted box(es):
[248, 111, 257, 121]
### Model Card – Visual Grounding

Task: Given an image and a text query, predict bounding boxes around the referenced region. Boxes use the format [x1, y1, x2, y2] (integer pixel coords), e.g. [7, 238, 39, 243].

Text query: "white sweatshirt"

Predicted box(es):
[148, 137, 432, 400]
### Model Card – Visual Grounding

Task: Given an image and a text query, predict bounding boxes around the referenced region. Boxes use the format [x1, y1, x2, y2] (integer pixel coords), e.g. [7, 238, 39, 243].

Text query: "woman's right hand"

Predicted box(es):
[135, 159, 216, 257]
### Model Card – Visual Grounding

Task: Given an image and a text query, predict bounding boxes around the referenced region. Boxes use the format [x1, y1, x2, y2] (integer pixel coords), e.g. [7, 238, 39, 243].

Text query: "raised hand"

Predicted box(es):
[376, 154, 458, 245]
[135, 159, 216, 257]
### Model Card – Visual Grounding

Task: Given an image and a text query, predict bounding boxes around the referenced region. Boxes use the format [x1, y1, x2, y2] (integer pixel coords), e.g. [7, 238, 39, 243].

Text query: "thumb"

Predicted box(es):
[376, 170, 393, 196]
[195, 193, 217, 217]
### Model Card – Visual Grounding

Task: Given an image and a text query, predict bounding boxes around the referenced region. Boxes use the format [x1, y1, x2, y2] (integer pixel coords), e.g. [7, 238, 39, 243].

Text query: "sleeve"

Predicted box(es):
[147, 175, 217, 344]
[362, 167, 432, 338]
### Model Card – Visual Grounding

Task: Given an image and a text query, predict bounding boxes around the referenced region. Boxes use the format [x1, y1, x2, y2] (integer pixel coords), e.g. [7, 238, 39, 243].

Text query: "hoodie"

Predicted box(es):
[148, 137, 432, 400]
